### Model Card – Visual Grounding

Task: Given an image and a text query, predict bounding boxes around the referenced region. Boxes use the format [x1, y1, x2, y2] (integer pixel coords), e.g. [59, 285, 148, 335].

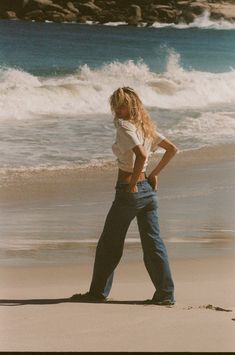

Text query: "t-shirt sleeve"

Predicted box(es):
[151, 130, 166, 152]
[117, 119, 141, 152]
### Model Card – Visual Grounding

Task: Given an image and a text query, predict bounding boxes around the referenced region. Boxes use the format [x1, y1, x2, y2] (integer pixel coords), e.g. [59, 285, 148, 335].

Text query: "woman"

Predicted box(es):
[70, 86, 178, 305]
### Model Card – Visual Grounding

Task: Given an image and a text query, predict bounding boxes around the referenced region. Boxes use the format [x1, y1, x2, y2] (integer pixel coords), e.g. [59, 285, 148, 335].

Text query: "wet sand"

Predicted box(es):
[0, 143, 234, 265]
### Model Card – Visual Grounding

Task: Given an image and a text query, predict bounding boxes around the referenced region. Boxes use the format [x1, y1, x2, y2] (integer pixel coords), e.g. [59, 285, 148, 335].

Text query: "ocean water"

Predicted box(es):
[0, 12, 235, 176]
[0, 13, 235, 266]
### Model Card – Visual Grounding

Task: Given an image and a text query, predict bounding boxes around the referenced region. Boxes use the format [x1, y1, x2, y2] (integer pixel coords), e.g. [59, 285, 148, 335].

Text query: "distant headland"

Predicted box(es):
[1, 0, 235, 25]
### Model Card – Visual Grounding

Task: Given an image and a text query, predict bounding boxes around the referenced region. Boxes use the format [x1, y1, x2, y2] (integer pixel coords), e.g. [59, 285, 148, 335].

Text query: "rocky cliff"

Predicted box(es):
[1, 0, 235, 25]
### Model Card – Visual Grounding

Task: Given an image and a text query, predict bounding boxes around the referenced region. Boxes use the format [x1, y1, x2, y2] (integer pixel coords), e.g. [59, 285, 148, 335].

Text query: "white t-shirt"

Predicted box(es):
[112, 117, 166, 173]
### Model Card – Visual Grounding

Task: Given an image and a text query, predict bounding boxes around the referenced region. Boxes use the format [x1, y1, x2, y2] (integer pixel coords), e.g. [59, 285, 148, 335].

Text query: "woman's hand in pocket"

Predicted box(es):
[126, 183, 138, 193]
[147, 175, 158, 191]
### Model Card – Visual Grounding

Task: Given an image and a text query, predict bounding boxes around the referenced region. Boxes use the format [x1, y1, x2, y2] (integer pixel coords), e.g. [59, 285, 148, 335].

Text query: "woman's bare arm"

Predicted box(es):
[127, 138, 178, 192]
[148, 138, 178, 178]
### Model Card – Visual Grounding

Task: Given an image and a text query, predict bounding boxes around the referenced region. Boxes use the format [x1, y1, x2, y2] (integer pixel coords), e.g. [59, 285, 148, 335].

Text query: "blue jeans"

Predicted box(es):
[89, 178, 175, 302]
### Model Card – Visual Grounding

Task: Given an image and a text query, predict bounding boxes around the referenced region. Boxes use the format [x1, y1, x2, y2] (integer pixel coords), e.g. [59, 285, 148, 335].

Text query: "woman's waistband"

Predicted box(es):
[116, 178, 149, 187]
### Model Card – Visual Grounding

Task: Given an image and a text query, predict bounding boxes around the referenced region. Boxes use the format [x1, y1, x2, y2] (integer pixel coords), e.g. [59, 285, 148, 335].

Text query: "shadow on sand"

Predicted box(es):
[0, 298, 156, 306]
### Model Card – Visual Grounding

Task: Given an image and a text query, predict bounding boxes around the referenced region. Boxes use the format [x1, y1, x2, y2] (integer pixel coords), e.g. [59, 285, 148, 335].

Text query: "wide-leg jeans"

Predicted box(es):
[89, 178, 175, 302]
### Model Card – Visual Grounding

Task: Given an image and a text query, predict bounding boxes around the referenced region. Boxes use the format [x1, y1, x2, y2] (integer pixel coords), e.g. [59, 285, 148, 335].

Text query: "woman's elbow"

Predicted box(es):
[138, 153, 148, 161]
[168, 144, 179, 155]
[159, 139, 178, 155]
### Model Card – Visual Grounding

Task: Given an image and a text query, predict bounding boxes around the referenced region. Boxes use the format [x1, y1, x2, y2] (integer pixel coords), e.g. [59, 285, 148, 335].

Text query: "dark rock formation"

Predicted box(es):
[76, 2, 101, 16]
[66, 2, 79, 14]
[0, 0, 235, 25]
[24, 9, 46, 21]
[2, 10, 18, 19]
[127, 4, 142, 25]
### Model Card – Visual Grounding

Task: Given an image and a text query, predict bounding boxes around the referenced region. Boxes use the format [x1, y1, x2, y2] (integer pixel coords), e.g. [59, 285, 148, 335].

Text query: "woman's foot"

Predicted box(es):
[145, 298, 175, 306]
[153, 299, 175, 305]
[69, 291, 107, 303]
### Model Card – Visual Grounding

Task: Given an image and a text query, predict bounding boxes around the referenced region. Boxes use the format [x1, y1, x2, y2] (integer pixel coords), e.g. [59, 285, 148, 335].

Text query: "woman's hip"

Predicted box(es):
[115, 179, 157, 201]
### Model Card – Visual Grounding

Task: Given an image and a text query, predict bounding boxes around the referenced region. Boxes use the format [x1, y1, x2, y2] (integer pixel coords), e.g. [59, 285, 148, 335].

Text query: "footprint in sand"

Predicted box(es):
[202, 304, 233, 312]
[183, 304, 233, 312]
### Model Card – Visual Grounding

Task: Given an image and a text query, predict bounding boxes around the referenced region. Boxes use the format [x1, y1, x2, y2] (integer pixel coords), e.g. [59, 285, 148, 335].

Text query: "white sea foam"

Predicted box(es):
[102, 21, 128, 26]
[99, 10, 235, 30]
[1, 50, 235, 174]
[0, 158, 116, 177]
[1, 50, 235, 121]
[151, 10, 235, 30]
[165, 111, 235, 146]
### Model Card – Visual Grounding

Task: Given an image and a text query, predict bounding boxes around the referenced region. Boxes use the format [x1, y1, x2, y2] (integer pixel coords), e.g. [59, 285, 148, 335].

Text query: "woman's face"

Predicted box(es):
[115, 104, 129, 119]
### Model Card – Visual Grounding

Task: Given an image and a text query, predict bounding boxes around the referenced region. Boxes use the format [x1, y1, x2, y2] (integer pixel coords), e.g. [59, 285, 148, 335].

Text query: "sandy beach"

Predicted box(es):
[0, 142, 235, 351]
[0, 256, 235, 352]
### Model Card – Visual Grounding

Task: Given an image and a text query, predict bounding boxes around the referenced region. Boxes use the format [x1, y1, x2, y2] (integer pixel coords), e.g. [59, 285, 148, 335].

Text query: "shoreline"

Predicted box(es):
[0, 142, 234, 186]
[0, 141, 235, 267]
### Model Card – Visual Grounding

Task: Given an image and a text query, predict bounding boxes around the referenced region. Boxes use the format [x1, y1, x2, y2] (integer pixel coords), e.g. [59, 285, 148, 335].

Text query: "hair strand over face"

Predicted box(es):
[109, 86, 158, 140]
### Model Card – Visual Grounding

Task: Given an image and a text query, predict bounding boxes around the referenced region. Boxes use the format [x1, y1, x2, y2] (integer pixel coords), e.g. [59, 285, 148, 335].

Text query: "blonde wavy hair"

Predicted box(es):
[109, 86, 157, 140]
